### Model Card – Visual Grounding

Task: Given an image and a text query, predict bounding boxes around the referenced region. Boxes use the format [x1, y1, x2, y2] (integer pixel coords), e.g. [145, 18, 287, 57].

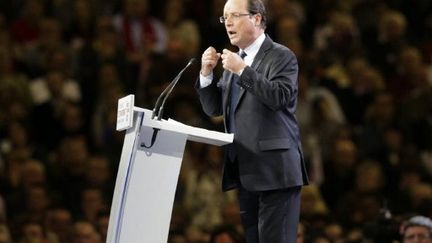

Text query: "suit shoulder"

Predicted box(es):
[268, 42, 298, 65]
[272, 42, 296, 56]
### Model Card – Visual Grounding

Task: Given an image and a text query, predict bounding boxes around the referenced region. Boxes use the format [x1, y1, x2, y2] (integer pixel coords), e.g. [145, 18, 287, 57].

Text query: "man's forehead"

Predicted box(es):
[224, 0, 247, 12]
[406, 225, 431, 233]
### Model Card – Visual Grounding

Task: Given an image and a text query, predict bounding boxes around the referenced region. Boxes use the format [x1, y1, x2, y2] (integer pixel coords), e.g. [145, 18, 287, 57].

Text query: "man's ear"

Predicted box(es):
[254, 13, 262, 27]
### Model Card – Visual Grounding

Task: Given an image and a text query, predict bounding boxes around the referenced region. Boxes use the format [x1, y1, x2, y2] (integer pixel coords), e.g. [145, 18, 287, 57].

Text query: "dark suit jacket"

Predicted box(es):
[196, 35, 309, 192]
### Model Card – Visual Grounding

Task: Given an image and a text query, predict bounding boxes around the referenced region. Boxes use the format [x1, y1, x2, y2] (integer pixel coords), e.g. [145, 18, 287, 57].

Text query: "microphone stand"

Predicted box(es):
[151, 58, 195, 120]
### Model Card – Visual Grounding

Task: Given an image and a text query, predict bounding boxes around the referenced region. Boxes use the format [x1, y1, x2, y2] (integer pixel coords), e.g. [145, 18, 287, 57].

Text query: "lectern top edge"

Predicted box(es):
[116, 95, 233, 146]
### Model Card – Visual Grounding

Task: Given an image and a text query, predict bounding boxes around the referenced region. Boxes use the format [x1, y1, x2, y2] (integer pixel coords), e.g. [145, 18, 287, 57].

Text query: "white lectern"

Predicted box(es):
[106, 95, 233, 243]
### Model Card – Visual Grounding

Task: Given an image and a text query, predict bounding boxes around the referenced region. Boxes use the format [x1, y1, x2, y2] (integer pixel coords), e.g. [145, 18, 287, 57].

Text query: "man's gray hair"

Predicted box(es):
[247, 0, 267, 29]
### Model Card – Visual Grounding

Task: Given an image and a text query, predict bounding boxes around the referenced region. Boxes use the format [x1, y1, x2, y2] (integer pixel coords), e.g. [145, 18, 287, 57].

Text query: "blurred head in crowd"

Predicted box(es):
[0, 224, 11, 243]
[209, 224, 244, 243]
[19, 221, 49, 243]
[379, 10, 407, 43]
[38, 18, 63, 48]
[365, 91, 394, 125]
[58, 136, 89, 176]
[20, 159, 46, 189]
[85, 155, 111, 188]
[123, 0, 149, 19]
[23, 0, 45, 20]
[331, 138, 358, 173]
[25, 185, 50, 216]
[408, 183, 432, 211]
[61, 102, 85, 135]
[45, 208, 73, 242]
[96, 211, 109, 242]
[401, 216, 432, 243]
[355, 160, 385, 193]
[80, 188, 107, 224]
[72, 221, 101, 243]
[300, 184, 328, 218]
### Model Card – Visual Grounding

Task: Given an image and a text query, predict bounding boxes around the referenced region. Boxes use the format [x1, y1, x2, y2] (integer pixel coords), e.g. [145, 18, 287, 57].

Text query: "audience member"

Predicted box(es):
[71, 221, 101, 243]
[400, 215, 432, 243]
[162, 0, 201, 59]
[209, 224, 244, 243]
[18, 221, 58, 243]
[112, 0, 167, 56]
[45, 208, 73, 243]
[0, 224, 12, 243]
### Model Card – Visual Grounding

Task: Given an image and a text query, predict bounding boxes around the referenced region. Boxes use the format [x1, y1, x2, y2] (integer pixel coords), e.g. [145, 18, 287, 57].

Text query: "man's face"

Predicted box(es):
[223, 0, 261, 49]
[404, 226, 432, 243]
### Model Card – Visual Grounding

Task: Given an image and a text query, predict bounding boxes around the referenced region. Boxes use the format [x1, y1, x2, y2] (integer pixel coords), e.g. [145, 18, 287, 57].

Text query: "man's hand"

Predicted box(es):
[200, 46, 221, 76]
[221, 49, 247, 75]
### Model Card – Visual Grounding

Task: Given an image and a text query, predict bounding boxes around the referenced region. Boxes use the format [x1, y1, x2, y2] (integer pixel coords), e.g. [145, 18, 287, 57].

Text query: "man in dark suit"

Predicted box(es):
[196, 0, 308, 242]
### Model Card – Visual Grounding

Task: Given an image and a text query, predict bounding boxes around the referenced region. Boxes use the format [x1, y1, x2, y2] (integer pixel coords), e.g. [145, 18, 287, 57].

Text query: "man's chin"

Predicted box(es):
[228, 37, 238, 45]
[230, 41, 240, 48]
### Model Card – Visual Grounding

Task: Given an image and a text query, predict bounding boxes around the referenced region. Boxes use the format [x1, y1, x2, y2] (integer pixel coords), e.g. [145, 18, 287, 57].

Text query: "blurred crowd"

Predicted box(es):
[0, 0, 431, 242]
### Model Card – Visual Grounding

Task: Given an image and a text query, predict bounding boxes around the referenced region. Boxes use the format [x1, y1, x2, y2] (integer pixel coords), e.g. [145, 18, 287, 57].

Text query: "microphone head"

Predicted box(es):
[188, 58, 196, 66]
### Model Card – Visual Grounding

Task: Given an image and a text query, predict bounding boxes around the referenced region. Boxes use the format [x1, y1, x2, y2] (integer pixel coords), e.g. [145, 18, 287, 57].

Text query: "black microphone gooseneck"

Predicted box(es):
[153, 58, 195, 120]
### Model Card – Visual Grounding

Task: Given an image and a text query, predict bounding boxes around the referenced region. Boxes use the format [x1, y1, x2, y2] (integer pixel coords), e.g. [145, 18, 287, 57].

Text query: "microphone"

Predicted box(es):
[152, 58, 195, 120]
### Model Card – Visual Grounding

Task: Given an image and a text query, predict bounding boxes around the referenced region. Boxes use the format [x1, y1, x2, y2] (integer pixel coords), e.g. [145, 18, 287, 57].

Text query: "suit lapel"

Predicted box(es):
[223, 72, 235, 129]
[237, 35, 273, 104]
[223, 35, 274, 121]
[223, 72, 235, 105]
[251, 36, 272, 70]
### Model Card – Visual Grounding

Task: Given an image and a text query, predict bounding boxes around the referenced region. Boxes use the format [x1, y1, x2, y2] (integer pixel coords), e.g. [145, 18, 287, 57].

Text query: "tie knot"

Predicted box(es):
[240, 51, 247, 59]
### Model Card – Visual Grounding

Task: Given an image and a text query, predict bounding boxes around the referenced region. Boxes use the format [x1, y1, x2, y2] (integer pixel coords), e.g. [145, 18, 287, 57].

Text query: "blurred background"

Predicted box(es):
[0, 0, 431, 242]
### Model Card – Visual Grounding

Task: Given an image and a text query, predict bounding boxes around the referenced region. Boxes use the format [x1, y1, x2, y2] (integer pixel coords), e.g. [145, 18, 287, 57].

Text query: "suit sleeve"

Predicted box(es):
[238, 47, 298, 111]
[195, 76, 224, 117]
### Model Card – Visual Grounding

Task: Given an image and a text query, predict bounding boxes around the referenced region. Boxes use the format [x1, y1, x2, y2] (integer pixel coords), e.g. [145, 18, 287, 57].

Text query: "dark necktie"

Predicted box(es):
[228, 51, 247, 133]
[227, 51, 246, 162]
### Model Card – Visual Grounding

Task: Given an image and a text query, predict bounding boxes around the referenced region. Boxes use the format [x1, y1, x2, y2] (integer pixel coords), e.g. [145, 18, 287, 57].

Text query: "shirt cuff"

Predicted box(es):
[237, 67, 245, 76]
[199, 72, 213, 88]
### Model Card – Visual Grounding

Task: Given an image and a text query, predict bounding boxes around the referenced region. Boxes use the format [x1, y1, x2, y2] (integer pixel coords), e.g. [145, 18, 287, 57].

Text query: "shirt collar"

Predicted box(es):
[241, 33, 266, 59]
